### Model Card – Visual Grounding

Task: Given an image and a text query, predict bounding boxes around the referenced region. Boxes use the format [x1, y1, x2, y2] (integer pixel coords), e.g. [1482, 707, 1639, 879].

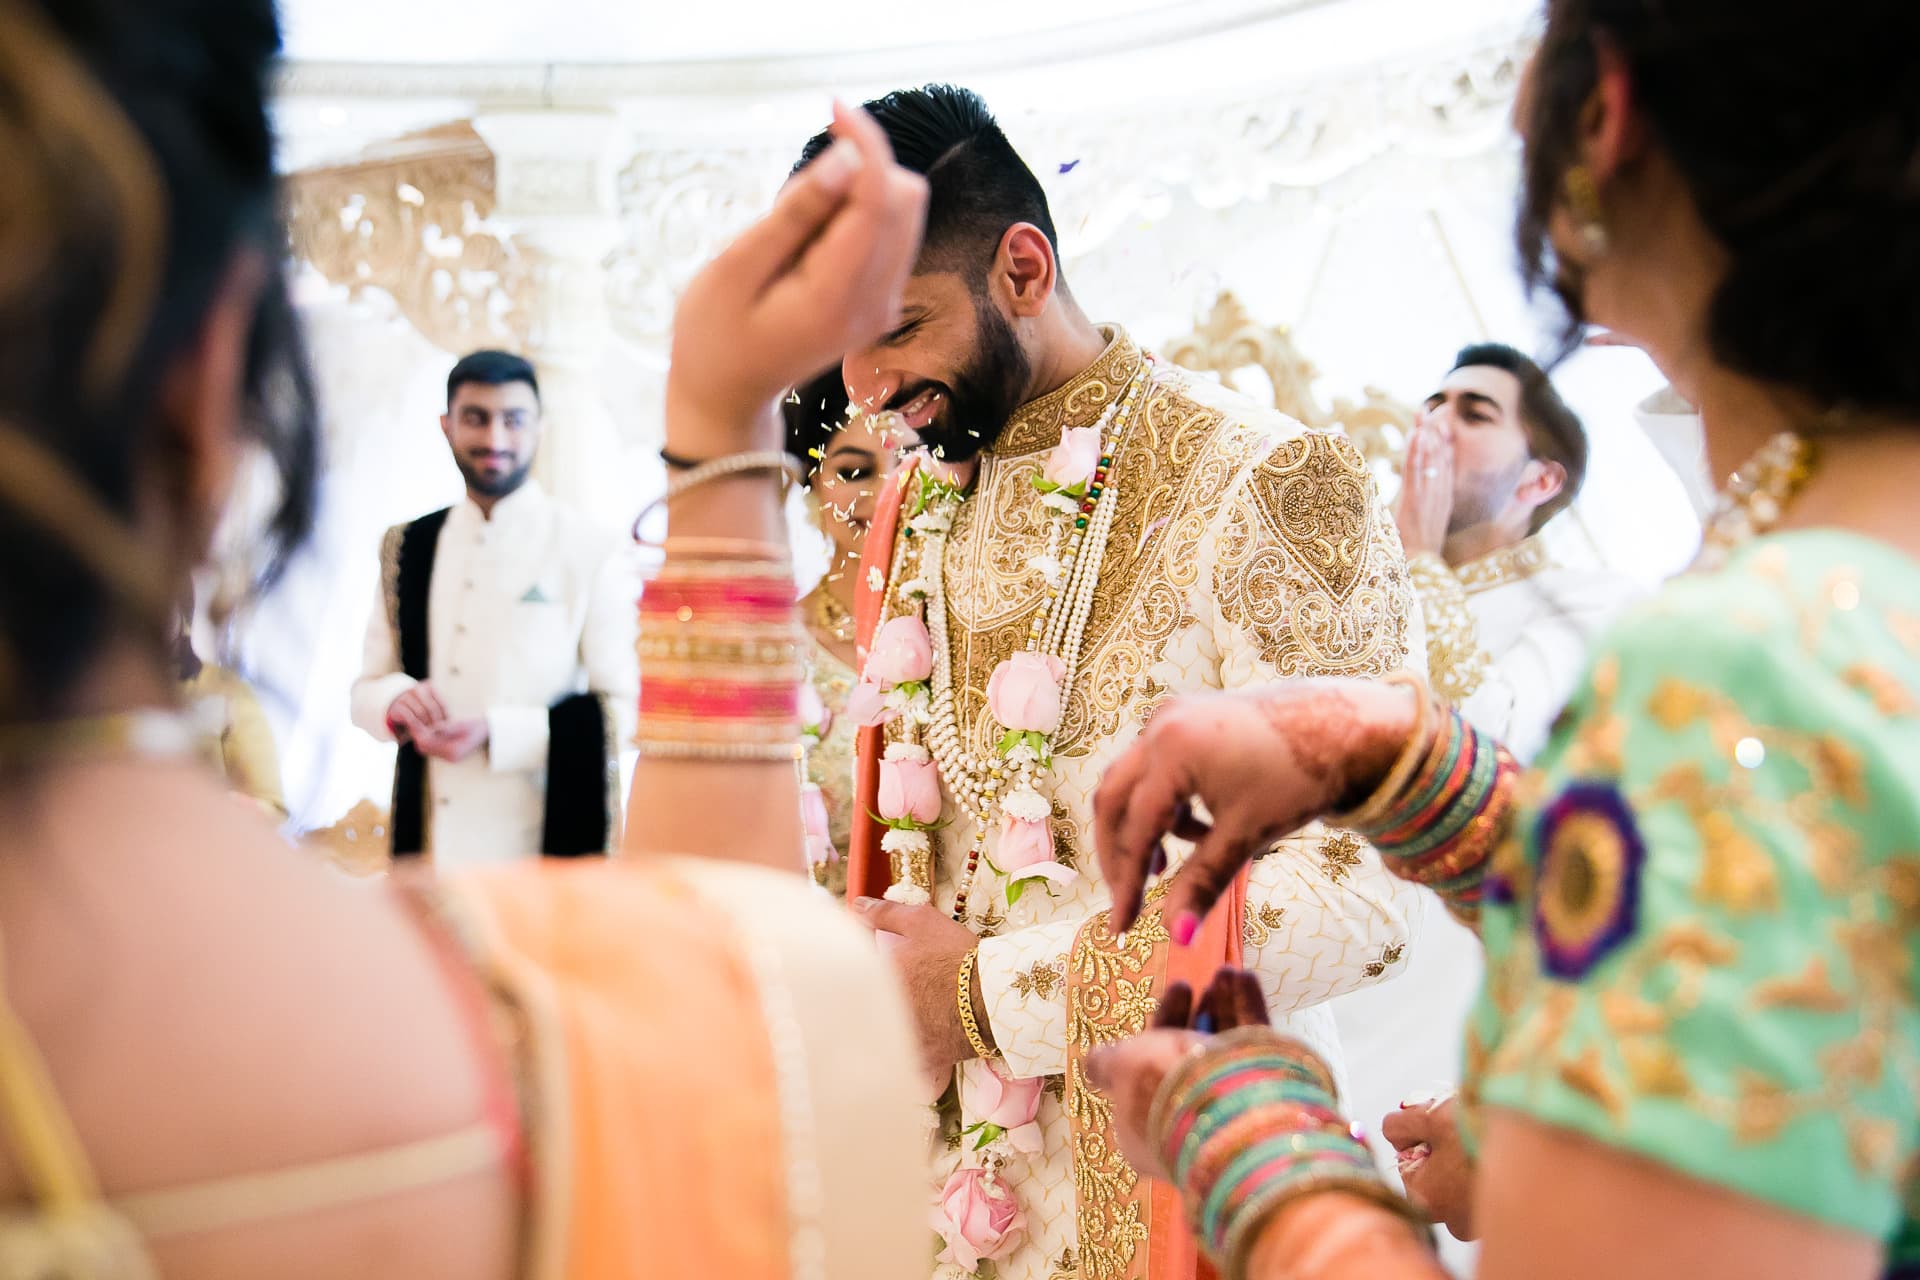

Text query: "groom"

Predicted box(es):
[805, 86, 1423, 1280]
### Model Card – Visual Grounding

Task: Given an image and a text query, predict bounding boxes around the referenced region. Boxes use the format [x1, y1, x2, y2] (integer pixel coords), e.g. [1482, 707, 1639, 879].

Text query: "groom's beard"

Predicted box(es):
[904, 297, 1031, 464]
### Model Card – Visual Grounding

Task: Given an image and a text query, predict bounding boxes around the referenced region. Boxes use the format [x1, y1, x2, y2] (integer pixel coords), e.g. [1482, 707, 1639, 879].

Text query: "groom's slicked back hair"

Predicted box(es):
[794, 85, 1060, 290]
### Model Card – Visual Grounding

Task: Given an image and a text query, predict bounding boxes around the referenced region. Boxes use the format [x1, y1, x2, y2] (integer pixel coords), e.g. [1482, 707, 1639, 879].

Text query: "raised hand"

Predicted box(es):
[1383, 1092, 1478, 1241]
[1394, 415, 1454, 558]
[1092, 679, 1418, 936]
[664, 101, 928, 459]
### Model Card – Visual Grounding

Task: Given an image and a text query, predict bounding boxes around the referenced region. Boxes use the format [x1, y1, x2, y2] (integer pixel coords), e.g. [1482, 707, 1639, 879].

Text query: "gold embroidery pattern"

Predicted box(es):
[1213, 431, 1413, 677]
[1476, 660, 1913, 1181]
[1065, 908, 1170, 1280]
[1244, 903, 1286, 948]
[1319, 831, 1365, 884]
[1456, 535, 1554, 595]
[1409, 552, 1489, 703]
[1013, 960, 1067, 1001]
[942, 341, 1270, 760]
[1362, 940, 1407, 980]
[1047, 1246, 1080, 1280]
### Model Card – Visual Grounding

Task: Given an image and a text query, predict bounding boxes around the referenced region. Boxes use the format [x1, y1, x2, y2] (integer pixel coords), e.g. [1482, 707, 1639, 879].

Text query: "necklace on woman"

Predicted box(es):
[809, 584, 854, 646]
[1695, 430, 1816, 570]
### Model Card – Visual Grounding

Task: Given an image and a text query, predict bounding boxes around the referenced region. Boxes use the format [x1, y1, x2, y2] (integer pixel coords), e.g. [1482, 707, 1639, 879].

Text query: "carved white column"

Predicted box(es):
[472, 110, 629, 526]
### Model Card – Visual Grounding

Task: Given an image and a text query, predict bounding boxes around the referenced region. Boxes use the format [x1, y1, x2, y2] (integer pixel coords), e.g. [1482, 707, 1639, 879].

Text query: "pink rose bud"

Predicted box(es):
[986, 651, 1068, 735]
[800, 784, 832, 839]
[845, 679, 893, 728]
[878, 757, 943, 826]
[996, 813, 1056, 872]
[1042, 424, 1103, 491]
[997, 813, 1079, 888]
[798, 682, 831, 738]
[865, 615, 934, 686]
[931, 1167, 1026, 1271]
[959, 1061, 1045, 1153]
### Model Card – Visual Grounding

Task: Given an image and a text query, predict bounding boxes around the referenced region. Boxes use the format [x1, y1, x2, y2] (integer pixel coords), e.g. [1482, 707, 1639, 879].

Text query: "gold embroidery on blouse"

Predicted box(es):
[1752, 957, 1850, 1012]
[1557, 1046, 1625, 1119]
[1318, 831, 1365, 884]
[1842, 663, 1919, 716]
[1694, 811, 1781, 914]
[1047, 1247, 1081, 1280]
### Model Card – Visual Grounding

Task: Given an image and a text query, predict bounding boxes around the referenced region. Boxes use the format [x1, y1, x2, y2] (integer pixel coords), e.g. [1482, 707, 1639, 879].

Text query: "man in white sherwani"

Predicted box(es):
[1338, 343, 1639, 1266]
[804, 87, 1424, 1280]
[350, 350, 636, 870]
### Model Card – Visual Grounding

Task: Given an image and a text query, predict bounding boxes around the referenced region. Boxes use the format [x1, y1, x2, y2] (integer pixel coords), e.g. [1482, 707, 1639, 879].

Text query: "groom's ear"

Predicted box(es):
[996, 222, 1059, 319]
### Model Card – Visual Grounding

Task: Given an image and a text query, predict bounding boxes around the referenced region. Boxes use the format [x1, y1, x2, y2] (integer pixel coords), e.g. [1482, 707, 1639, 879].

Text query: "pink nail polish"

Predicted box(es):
[1173, 911, 1199, 947]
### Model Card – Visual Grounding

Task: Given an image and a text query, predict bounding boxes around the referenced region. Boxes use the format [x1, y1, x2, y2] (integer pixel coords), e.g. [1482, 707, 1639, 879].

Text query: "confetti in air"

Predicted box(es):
[1058, 160, 1080, 174]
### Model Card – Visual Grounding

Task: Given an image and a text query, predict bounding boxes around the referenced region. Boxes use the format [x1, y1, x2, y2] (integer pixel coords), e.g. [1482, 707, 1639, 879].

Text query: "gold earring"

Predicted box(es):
[1563, 165, 1610, 256]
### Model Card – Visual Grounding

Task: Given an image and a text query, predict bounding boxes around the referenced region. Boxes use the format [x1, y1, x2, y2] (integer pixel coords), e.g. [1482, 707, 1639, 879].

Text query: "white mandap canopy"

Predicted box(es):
[249, 0, 1692, 830]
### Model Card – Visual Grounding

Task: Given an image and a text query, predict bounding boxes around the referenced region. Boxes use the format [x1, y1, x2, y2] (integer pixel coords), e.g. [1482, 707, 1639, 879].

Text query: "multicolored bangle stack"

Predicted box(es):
[1350, 700, 1519, 925]
[635, 545, 807, 762]
[1150, 1028, 1420, 1280]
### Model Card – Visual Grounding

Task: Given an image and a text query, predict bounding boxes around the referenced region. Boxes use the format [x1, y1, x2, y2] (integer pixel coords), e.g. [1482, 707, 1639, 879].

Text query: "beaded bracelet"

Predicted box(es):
[1354, 707, 1519, 925]
[1149, 1028, 1422, 1280]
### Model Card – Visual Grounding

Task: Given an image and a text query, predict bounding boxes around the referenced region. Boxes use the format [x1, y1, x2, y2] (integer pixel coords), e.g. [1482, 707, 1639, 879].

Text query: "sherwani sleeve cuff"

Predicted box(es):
[976, 917, 1077, 1080]
[351, 673, 417, 741]
[486, 706, 550, 773]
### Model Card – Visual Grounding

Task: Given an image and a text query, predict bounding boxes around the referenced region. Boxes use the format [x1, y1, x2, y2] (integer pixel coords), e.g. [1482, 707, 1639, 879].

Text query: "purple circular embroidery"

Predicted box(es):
[1530, 780, 1648, 980]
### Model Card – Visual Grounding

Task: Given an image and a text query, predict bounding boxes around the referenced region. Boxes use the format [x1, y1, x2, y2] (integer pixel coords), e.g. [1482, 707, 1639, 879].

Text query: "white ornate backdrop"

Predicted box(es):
[250, 0, 1697, 830]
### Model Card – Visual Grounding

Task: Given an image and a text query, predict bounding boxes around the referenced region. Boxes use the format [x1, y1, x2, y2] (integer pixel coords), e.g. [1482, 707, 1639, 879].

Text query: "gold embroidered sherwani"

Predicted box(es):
[860, 329, 1425, 1280]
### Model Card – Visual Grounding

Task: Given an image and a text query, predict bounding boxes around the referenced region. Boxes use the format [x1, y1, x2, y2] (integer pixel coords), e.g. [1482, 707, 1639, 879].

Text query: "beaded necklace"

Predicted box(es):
[1694, 431, 1816, 571]
[885, 360, 1155, 922]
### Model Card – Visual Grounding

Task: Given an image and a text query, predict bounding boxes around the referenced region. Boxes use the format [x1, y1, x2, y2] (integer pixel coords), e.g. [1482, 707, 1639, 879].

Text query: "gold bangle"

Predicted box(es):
[649, 558, 795, 582]
[660, 536, 792, 560]
[633, 739, 805, 763]
[957, 947, 997, 1060]
[1327, 671, 1434, 831]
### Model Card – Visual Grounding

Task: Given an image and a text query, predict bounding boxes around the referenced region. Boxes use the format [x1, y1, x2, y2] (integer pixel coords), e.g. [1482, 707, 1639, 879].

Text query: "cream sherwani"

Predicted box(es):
[863, 330, 1423, 1280]
[350, 484, 638, 870]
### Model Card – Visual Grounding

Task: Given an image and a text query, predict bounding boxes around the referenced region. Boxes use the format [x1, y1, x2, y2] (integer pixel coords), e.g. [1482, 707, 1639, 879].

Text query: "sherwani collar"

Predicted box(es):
[1457, 534, 1555, 595]
[992, 325, 1145, 459]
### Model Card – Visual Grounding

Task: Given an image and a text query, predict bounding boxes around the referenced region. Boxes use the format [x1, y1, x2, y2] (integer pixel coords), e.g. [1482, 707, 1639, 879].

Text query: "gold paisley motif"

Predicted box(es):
[1212, 430, 1413, 678]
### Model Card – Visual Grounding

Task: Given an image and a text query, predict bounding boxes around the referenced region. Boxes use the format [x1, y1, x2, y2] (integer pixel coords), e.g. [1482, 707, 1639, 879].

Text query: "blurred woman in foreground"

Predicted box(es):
[0, 1, 929, 1275]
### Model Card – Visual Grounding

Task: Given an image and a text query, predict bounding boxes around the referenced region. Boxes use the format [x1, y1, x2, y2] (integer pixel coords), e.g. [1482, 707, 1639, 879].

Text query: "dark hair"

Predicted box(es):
[1519, 0, 1920, 415]
[447, 349, 540, 407]
[784, 368, 852, 483]
[794, 85, 1059, 289]
[0, 0, 318, 721]
[1452, 342, 1587, 532]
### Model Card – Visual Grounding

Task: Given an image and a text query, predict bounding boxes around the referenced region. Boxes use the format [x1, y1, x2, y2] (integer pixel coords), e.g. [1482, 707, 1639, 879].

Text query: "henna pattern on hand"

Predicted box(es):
[1254, 682, 1405, 814]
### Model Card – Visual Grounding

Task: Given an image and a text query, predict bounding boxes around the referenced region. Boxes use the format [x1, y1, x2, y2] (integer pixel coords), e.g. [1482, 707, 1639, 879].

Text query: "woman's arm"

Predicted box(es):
[621, 103, 925, 870]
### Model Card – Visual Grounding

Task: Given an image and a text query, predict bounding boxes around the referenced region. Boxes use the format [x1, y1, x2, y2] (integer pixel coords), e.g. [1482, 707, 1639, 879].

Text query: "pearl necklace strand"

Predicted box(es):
[907, 360, 1155, 921]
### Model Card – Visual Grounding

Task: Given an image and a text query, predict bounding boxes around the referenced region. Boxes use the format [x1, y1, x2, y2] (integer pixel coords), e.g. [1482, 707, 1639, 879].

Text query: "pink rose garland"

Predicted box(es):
[959, 1061, 1045, 1154]
[931, 1167, 1025, 1271]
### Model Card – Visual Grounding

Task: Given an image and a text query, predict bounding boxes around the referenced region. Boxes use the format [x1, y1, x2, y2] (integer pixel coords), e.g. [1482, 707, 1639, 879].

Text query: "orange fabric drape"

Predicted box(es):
[845, 456, 920, 903]
[450, 862, 789, 1280]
